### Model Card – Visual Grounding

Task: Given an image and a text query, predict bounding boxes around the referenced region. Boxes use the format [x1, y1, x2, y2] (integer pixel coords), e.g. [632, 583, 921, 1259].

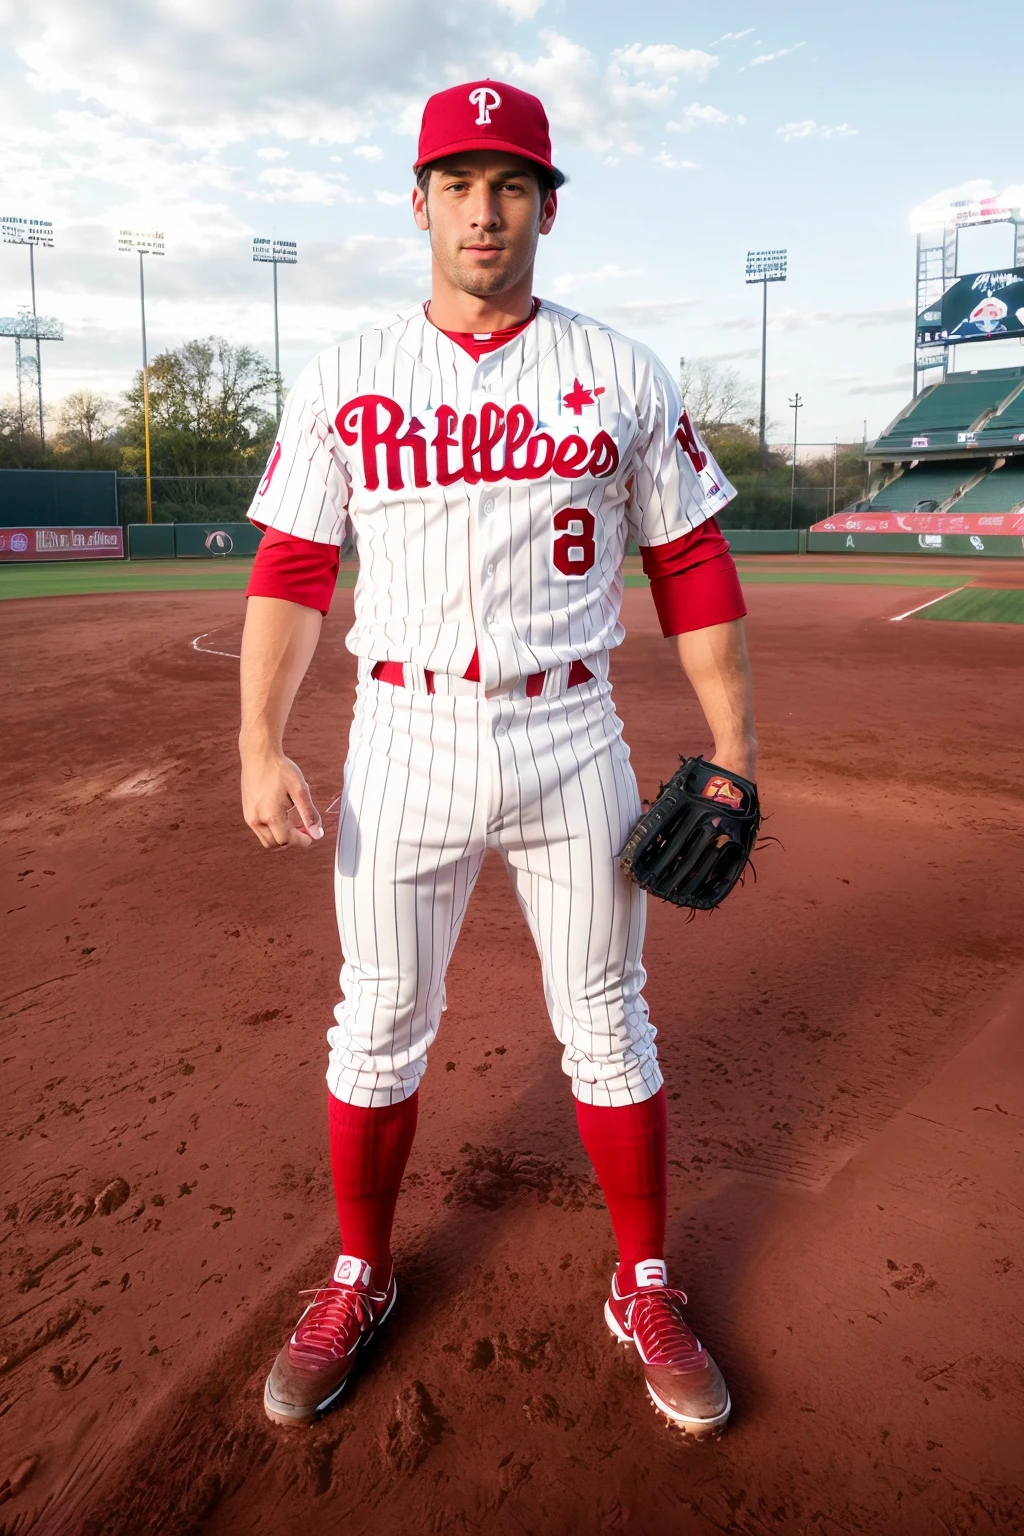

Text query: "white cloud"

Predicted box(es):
[254, 168, 360, 205]
[256, 147, 289, 161]
[746, 42, 805, 68]
[0, 108, 250, 252]
[652, 149, 698, 171]
[909, 180, 1024, 234]
[666, 103, 732, 131]
[705, 302, 913, 334]
[599, 297, 699, 328]
[501, 30, 718, 156]
[777, 120, 858, 142]
[710, 28, 755, 44]
[492, 0, 547, 16]
[375, 190, 409, 206]
[353, 145, 384, 161]
[550, 262, 645, 297]
[612, 43, 718, 82]
[7, 0, 535, 145]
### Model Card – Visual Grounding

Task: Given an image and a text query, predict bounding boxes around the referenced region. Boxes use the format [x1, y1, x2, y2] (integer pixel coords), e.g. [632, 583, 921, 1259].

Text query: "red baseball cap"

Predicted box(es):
[415, 79, 565, 186]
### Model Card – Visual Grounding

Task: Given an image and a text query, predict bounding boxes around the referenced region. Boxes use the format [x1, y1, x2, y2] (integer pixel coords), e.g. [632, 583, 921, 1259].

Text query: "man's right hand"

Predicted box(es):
[241, 747, 324, 850]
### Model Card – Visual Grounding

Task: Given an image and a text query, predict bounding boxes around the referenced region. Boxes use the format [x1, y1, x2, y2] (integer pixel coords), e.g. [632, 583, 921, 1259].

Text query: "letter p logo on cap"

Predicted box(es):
[469, 86, 501, 125]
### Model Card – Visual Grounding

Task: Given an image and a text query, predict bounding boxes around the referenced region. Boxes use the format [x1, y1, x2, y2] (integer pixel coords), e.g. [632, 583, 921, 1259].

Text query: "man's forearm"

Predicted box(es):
[239, 595, 323, 752]
[674, 618, 757, 780]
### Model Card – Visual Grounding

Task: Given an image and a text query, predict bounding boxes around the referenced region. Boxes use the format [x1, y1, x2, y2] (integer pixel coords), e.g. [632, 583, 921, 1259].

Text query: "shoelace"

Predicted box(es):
[290, 1282, 387, 1365]
[629, 1288, 704, 1368]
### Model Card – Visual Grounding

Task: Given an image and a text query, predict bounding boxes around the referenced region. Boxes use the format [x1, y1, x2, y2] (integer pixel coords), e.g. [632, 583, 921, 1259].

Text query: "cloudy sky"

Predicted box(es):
[1, 0, 1022, 443]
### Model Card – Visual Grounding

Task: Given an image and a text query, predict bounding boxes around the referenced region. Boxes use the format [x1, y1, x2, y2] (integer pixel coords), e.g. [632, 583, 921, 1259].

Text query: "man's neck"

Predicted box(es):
[426, 269, 536, 334]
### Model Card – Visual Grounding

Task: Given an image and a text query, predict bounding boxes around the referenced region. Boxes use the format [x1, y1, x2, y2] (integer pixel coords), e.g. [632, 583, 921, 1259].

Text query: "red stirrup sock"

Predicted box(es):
[574, 1089, 668, 1292]
[327, 1091, 419, 1286]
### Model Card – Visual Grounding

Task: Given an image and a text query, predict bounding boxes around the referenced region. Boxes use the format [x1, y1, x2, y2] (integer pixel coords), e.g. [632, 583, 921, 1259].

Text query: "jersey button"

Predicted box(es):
[482, 497, 495, 515]
[486, 563, 495, 577]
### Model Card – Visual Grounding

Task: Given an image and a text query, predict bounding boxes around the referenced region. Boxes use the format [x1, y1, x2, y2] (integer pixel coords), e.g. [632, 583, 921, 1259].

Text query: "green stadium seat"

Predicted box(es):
[872, 368, 1024, 453]
[975, 383, 1024, 449]
[868, 463, 978, 511]
[952, 463, 1024, 513]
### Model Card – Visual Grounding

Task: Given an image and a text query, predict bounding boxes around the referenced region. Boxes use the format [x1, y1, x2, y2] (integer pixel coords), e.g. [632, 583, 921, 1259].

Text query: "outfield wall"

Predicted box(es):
[9, 518, 1024, 564]
[724, 530, 804, 554]
[0, 470, 118, 527]
[128, 523, 264, 559]
[808, 532, 1024, 557]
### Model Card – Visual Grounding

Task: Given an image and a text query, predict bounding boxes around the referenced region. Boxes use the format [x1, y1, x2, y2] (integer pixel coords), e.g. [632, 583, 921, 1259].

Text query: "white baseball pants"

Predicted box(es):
[326, 658, 661, 1109]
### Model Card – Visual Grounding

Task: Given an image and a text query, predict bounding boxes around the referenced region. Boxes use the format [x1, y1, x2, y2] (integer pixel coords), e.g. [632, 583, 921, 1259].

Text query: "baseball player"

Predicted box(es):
[239, 79, 756, 1438]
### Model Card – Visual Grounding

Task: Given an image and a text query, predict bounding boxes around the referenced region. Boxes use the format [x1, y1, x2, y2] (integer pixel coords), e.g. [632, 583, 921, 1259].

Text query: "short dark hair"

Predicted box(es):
[415, 159, 563, 198]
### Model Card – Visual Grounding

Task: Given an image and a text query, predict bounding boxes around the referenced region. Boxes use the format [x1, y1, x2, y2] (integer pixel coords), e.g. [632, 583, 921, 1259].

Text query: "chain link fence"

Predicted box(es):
[719, 483, 833, 530]
[718, 442, 870, 529]
[117, 475, 261, 526]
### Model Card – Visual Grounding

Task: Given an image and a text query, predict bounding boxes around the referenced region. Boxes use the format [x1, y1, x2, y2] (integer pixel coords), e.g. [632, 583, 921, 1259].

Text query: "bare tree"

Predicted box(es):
[678, 356, 756, 435]
[57, 390, 115, 462]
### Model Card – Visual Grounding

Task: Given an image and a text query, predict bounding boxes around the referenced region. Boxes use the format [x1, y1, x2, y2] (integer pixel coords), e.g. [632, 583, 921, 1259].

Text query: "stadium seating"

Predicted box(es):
[871, 367, 1024, 453]
[975, 383, 1024, 449]
[868, 463, 978, 511]
[951, 463, 1024, 513]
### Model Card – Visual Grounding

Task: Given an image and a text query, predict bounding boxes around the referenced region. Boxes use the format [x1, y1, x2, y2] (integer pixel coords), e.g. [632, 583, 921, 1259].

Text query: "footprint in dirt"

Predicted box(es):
[885, 1259, 938, 1296]
[444, 1146, 598, 1211]
[381, 1382, 449, 1474]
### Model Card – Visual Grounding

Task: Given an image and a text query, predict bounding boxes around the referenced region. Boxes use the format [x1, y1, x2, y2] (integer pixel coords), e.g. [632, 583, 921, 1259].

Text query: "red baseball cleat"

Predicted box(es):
[605, 1260, 731, 1437]
[264, 1254, 396, 1426]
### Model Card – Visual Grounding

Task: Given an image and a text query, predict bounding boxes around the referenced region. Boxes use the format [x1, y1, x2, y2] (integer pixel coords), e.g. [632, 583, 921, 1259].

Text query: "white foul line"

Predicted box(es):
[187, 624, 341, 818]
[190, 627, 241, 659]
[890, 585, 968, 623]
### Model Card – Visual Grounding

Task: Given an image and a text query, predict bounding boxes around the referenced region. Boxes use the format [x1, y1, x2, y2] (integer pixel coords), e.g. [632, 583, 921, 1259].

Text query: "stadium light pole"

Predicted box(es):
[0, 309, 64, 451]
[745, 248, 787, 470]
[2, 216, 54, 449]
[119, 229, 165, 524]
[789, 392, 803, 528]
[253, 237, 297, 420]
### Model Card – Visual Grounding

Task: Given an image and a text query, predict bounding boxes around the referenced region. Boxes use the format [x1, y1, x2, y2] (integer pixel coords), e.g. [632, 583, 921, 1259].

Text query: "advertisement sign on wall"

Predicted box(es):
[0, 526, 125, 561]
[811, 511, 1024, 535]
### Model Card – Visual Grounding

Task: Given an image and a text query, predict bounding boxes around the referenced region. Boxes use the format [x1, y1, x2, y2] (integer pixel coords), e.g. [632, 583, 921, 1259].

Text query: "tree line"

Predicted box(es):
[0, 337, 278, 476]
[1, 342, 866, 526]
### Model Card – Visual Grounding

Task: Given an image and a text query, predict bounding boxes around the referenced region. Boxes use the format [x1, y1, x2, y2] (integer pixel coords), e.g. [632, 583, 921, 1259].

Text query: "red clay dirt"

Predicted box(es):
[1, 579, 1022, 1536]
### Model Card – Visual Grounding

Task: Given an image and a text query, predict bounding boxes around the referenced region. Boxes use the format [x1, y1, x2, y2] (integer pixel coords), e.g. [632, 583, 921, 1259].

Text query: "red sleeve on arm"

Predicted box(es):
[638, 517, 747, 637]
[245, 525, 340, 616]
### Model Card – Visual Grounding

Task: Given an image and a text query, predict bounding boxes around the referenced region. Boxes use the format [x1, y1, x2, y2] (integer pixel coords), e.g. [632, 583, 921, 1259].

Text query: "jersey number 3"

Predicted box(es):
[552, 508, 596, 575]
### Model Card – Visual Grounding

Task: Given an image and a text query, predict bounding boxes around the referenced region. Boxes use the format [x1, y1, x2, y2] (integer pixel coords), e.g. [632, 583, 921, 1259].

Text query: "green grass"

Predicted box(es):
[910, 586, 1024, 624]
[0, 559, 989, 602]
[0, 561, 359, 600]
[624, 569, 968, 589]
[723, 568, 968, 587]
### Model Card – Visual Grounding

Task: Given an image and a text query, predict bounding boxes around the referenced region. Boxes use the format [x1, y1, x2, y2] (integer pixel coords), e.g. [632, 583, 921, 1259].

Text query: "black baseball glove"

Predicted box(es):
[620, 755, 760, 911]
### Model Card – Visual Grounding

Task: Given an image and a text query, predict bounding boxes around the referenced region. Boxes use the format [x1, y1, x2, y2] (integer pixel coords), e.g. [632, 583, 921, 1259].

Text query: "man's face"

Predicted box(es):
[412, 151, 557, 299]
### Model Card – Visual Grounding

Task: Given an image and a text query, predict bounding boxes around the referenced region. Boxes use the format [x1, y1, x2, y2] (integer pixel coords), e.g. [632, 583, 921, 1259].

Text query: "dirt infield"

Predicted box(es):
[2, 580, 1023, 1535]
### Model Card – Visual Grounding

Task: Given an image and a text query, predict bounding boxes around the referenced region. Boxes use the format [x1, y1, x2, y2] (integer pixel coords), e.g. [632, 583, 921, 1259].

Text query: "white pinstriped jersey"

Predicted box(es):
[249, 300, 736, 691]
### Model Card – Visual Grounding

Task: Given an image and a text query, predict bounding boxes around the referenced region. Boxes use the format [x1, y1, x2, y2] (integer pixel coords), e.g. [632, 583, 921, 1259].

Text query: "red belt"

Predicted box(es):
[370, 658, 594, 696]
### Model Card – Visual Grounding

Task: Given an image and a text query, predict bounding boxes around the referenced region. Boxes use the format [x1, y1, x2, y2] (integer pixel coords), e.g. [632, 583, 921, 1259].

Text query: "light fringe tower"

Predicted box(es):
[789, 392, 803, 528]
[745, 248, 787, 470]
[1, 216, 54, 448]
[118, 229, 165, 524]
[0, 309, 63, 446]
[253, 237, 297, 420]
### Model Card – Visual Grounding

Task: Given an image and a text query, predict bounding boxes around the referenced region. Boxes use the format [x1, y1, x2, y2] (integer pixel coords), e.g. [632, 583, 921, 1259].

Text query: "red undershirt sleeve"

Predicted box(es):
[245, 524, 340, 616]
[638, 517, 747, 637]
